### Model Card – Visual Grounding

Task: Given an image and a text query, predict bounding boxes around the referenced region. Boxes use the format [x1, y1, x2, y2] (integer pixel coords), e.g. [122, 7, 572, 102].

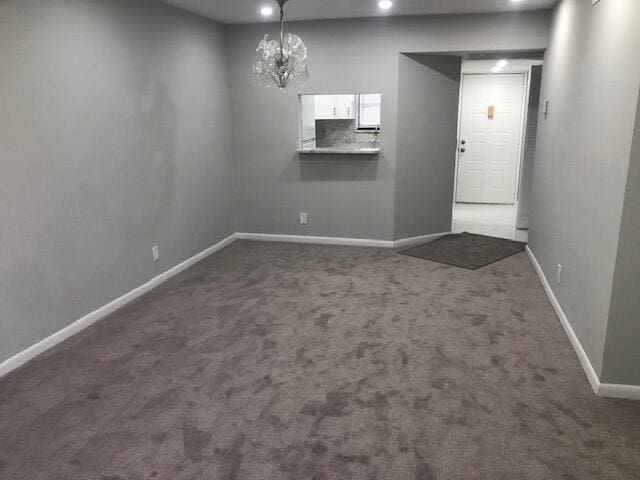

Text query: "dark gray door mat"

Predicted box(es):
[399, 232, 527, 270]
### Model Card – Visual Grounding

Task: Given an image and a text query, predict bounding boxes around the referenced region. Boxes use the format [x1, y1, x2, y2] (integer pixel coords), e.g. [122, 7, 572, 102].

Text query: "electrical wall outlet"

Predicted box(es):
[299, 212, 308, 225]
[556, 264, 562, 285]
[152, 245, 160, 263]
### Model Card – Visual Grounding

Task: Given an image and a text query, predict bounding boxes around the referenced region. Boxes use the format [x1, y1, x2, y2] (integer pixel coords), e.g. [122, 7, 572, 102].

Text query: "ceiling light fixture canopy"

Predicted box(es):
[254, 0, 309, 92]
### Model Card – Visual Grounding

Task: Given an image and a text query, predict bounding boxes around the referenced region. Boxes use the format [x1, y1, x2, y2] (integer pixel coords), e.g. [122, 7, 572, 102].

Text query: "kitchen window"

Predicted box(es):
[356, 94, 382, 131]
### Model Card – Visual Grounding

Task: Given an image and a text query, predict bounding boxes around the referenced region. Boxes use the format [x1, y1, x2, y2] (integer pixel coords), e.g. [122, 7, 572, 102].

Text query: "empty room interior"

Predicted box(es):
[2, 0, 640, 478]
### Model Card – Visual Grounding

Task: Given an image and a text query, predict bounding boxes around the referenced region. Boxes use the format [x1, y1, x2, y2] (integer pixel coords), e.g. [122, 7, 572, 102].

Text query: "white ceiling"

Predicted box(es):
[161, 0, 558, 25]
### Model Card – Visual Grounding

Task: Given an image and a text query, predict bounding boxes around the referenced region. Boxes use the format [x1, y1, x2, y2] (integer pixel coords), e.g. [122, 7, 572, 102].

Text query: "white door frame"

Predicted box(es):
[451, 72, 529, 205]
[451, 59, 544, 211]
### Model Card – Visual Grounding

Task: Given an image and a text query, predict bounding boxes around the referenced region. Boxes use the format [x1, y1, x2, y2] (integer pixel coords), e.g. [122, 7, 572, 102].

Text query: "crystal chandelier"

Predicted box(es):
[254, 0, 309, 91]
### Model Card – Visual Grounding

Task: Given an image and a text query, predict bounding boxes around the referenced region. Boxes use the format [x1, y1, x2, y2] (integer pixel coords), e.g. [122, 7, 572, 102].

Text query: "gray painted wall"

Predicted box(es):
[227, 12, 550, 240]
[529, 0, 640, 377]
[0, 0, 234, 363]
[602, 88, 640, 385]
[394, 54, 461, 239]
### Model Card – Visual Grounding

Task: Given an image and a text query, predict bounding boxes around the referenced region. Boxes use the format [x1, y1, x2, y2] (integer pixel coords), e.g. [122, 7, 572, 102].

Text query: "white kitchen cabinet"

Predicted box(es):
[335, 95, 355, 119]
[314, 95, 335, 119]
[314, 95, 355, 120]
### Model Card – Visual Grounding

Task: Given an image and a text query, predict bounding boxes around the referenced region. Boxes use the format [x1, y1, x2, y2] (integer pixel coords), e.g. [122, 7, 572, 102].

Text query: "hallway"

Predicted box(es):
[452, 203, 528, 242]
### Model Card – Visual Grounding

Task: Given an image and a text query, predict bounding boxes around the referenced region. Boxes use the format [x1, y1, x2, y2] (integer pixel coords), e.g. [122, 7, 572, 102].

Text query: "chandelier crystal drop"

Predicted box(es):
[254, 0, 309, 91]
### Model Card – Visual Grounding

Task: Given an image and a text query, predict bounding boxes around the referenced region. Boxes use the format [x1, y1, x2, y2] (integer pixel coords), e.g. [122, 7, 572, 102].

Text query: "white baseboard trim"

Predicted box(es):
[236, 231, 450, 249]
[598, 383, 640, 401]
[236, 232, 394, 248]
[0, 233, 237, 380]
[526, 246, 600, 394]
[526, 245, 640, 401]
[393, 232, 449, 249]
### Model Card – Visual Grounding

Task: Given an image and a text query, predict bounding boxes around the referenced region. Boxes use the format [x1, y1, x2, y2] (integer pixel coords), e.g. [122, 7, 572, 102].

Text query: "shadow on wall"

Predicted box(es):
[279, 153, 388, 182]
[119, 66, 178, 240]
[0, 67, 181, 359]
[403, 53, 463, 81]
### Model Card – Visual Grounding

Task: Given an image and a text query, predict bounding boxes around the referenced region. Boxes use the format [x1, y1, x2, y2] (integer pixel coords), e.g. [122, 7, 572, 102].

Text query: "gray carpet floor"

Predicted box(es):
[1, 240, 639, 480]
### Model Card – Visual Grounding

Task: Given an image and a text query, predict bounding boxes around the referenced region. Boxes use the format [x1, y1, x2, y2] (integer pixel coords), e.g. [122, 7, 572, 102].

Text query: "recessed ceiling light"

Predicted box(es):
[497, 59, 508, 67]
[379, 0, 393, 10]
[260, 6, 273, 16]
[491, 66, 503, 73]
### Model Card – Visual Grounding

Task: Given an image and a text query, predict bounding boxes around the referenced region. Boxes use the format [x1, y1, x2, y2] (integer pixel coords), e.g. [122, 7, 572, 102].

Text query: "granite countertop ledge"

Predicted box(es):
[296, 147, 380, 155]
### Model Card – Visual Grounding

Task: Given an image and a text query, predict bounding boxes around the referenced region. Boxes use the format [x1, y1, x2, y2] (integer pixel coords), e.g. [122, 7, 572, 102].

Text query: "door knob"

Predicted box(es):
[461, 140, 466, 145]
[460, 148, 466, 153]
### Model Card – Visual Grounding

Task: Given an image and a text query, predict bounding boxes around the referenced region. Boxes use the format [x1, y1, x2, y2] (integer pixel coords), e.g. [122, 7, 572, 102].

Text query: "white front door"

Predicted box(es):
[456, 74, 526, 204]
